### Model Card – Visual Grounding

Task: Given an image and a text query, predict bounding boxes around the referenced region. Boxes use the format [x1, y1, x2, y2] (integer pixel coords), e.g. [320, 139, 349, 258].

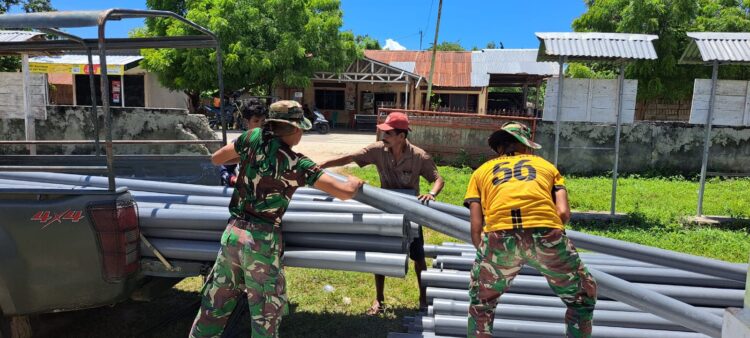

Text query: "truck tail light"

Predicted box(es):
[87, 200, 140, 282]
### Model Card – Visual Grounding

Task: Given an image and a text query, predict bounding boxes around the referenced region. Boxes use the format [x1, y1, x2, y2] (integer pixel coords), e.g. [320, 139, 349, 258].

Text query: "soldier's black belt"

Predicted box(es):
[229, 217, 278, 233]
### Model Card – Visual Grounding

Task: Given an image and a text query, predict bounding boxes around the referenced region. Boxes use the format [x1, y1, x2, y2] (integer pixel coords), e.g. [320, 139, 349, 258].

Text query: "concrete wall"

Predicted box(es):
[534, 121, 750, 175]
[408, 119, 750, 175]
[0, 105, 218, 155]
[543, 78, 637, 123]
[690, 79, 750, 126]
[0, 72, 47, 119]
[143, 72, 189, 109]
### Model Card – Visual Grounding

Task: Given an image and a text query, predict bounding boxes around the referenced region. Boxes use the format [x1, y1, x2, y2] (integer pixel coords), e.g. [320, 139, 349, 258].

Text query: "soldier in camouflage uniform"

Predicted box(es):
[463, 122, 597, 338]
[189, 100, 364, 338]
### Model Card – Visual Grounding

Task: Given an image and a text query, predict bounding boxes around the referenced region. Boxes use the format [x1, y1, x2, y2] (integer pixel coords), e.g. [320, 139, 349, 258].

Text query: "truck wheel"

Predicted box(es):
[0, 316, 32, 338]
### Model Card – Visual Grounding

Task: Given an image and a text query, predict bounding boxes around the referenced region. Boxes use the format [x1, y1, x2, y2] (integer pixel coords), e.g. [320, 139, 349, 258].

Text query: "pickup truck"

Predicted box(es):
[0, 183, 203, 338]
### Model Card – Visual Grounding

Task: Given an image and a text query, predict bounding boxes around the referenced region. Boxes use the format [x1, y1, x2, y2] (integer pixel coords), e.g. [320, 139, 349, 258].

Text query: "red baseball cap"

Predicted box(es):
[377, 112, 411, 131]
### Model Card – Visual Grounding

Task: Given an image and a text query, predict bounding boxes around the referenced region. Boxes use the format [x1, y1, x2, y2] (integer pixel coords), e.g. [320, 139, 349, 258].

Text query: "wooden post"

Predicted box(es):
[22, 54, 36, 155]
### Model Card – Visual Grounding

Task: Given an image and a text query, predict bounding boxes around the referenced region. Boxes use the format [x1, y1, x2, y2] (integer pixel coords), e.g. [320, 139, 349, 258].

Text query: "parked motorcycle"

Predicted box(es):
[312, 110, 330, 134]
[204, 93, 241, 130]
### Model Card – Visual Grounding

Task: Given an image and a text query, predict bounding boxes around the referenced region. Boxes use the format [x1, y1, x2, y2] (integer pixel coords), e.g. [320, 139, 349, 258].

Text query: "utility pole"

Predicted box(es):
[425, 0, 442, 111]
[419, 30, 423, 50]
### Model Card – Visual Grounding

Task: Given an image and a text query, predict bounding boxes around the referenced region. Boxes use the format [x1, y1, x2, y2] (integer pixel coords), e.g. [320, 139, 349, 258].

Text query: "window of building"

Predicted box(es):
[421, 93, 478, 112]
[75, 74, 145, 107]
[314, 89, 345, 110]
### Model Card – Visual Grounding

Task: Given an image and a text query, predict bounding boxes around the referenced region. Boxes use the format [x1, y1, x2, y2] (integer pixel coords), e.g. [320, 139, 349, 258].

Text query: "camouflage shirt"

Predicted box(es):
[229, 128, 323, 226]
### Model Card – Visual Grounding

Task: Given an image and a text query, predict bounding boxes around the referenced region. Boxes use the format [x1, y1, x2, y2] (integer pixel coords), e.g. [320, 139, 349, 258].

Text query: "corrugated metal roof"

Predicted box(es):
[389, 61, 415, 73]
[471, 49, 559, 87]
[680, 32, 750, 64]
[0, 30, 44, 42]
[365, 50, 473, 87]
[30, 54, 143, 66]
[536, 32, 658, 61]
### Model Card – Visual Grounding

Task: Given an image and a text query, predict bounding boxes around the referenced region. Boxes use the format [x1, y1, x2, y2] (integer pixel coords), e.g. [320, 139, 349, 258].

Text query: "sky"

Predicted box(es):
[36, 0, 587, 50]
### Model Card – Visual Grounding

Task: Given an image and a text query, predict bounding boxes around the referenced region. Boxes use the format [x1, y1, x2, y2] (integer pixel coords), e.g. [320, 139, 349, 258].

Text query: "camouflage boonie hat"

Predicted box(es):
[267, 100, 312, 130]
[494, 121, 541, 149]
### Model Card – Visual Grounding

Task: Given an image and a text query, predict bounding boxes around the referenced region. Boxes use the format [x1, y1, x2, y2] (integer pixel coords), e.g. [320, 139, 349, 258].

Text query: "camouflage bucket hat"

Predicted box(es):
[266, 100, 312, 130]
[499, 121, 541, 149]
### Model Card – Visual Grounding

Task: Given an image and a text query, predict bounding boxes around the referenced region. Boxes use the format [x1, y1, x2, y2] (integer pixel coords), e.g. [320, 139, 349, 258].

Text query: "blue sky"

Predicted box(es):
[39, 0, 586, 49]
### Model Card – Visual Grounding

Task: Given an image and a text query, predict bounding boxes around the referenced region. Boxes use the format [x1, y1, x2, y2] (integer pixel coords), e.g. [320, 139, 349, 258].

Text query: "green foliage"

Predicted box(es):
[0, 0, 53, 72]
[355, 34, 380, 50]
[138, 0, 360, 109]
[573, 0, 750, 100]
[428, 40, 465, 51]
[0, 0, 51, 13]
[566, 62, 617, 79]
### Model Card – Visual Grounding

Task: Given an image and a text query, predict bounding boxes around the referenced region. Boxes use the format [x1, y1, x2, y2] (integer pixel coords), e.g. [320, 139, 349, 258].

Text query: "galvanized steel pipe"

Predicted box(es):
[425, 314, 710, 338]
[141, 238, 408, 277]
[421, 269, 742, 308]
[431, 256, 743, 288]
[428, 296, 726, 317]
[138, 207, 408, 237]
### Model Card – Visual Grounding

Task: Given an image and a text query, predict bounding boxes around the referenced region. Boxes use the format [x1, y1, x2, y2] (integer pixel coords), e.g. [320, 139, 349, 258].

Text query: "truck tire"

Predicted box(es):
[0, 316, 32, 338]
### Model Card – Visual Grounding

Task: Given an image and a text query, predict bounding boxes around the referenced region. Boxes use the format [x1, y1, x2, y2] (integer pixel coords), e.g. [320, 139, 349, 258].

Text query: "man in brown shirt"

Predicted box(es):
[319, 112, 445, 313]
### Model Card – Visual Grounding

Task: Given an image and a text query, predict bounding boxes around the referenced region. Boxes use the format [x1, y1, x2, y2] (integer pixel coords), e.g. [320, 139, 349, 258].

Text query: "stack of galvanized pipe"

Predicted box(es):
[388, 241, 745, 338]
[335, 181, 744, 338]
[0, 172, 414, 278]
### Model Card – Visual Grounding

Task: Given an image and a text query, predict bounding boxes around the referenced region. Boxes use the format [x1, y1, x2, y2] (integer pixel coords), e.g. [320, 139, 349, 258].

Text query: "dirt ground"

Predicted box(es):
[220, 129, 376, 164]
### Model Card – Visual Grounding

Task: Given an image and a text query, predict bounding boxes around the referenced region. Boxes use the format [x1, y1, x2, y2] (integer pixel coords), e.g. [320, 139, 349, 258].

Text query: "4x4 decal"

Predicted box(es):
[31, 210, 85, 228]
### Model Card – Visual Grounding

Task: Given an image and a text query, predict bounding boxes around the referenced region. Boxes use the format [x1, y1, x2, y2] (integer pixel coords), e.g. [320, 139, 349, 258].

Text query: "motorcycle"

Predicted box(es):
[312, 110, 330, 134]
[204, 93, 241, 130]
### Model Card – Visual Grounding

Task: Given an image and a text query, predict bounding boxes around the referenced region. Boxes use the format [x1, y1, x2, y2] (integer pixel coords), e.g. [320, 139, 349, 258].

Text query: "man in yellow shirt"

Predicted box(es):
[463, 122, 597, 338]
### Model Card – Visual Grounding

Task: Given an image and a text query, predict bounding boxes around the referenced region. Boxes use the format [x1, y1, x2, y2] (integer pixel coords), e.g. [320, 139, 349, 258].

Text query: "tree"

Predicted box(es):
[573, 0, 750, 100]
[429, 40, 465, 51]
[137, 0, 360, 111]
[356, 34, 381, 50]
[0, 0, 53, 72]
[566, 63, 616, 79]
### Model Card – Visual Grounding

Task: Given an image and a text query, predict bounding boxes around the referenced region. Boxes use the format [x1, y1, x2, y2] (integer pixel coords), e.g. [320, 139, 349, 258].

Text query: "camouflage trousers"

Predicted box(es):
[468, 228, 597, 338]
[189, 220, 287, 338]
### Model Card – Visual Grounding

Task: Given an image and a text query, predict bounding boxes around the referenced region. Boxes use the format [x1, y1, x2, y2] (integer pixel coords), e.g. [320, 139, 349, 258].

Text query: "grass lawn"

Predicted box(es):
[45, 165, 750, 337]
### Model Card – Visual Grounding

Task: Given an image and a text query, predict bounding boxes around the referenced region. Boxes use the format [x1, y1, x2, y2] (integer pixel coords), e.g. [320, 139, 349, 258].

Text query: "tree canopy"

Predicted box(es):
[429, 40, 465, 51]
[573, 0, 750, 100]
[0, 0, 53, 72]
[137, 0, 360, 108]
[356, 34, 381, 50]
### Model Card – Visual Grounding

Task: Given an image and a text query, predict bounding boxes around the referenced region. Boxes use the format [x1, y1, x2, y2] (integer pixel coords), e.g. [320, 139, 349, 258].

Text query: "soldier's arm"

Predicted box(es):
[313, 173, 364, 200]
[211, 143, 240, 166]
[554, 189, 571, 224]
[319, 154, 355, 169]
[469, 202, 484, 249]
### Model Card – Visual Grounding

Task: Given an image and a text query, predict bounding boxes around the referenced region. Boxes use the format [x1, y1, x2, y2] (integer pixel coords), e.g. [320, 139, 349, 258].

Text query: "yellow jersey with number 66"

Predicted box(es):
[464, 154, 566, 232]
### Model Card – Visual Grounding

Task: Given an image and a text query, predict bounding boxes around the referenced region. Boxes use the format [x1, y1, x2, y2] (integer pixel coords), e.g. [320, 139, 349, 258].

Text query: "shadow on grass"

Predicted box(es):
[32, 285, 200, 338]
[569, 210, 669, 232]
[570, 210, 750, 234]
[31, 286, 416, 338]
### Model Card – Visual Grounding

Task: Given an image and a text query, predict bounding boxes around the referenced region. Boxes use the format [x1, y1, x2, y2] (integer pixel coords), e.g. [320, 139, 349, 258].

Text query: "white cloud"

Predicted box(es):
[383, 38, 407, 51]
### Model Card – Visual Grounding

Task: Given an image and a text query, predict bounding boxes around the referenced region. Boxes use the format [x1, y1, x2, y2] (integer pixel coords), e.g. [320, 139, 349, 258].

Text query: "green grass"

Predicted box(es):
[40, 165, 750, 337]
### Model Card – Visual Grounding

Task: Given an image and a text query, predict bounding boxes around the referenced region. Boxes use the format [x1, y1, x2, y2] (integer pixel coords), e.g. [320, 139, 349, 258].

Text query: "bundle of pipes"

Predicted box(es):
[0, 172, 415, 278]
[394, 243, 743, 337]
[2, 172, 745, 337]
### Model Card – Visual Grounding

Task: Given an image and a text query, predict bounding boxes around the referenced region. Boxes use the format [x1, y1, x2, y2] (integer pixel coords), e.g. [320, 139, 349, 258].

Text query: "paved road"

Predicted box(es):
[215, 129, 375, 164]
